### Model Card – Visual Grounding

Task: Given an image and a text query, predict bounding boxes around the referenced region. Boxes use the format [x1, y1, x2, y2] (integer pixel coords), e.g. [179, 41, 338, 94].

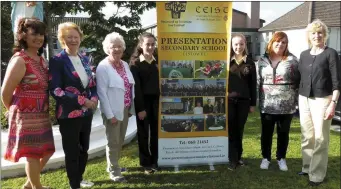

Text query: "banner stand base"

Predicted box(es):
[173, 164, 216, 172]
[174, 165, 180, 172]
[209, 164, 215, 171]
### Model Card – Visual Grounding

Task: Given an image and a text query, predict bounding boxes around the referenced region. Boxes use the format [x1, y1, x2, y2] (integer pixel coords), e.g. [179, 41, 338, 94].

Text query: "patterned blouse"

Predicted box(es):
[112, 62, 132, 107]
[257, 53, 300, 114]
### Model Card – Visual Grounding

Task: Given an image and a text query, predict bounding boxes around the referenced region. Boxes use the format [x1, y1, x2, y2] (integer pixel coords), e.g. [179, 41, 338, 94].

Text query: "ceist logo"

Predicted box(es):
[165, 1, 187, 19]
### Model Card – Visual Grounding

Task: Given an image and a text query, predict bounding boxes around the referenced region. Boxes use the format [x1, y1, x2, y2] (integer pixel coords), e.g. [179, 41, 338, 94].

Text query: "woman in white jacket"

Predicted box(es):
[96, 32, 135, 183]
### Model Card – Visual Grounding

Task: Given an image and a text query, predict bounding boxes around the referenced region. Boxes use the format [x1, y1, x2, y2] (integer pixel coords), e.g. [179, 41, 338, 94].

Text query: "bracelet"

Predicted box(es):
[332, 100, 338, 104]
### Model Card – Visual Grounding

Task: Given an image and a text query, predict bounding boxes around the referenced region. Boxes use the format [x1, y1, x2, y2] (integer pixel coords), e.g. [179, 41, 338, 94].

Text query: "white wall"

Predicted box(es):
[260, 29, 308, 58]
[284, 29, 309, 58]
[260, 27, 341, 59]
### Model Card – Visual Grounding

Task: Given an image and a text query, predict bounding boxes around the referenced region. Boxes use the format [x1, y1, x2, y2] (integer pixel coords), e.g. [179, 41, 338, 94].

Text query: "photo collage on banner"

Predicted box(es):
[160, 76, 227, 133]
[157, 1, 232, 166]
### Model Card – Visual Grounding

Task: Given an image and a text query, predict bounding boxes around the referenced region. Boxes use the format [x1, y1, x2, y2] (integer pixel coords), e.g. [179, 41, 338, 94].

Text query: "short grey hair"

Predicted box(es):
[102, 32, 126, 55]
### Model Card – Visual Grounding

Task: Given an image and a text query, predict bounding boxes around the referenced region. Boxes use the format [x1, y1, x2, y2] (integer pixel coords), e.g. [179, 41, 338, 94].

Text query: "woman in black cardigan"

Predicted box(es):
[298, 19, 340, 187]
[227, 34, 257, 170]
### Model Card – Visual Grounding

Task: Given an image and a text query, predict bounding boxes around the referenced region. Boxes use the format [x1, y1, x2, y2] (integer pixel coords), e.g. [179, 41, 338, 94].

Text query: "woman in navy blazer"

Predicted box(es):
[49, 22, 98, 189]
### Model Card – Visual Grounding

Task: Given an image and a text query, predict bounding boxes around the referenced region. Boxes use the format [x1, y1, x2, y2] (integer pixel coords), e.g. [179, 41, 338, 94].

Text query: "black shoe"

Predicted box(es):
[228, 163, 237, 170]
[298, 171, 308, 176]
[151, 164, 160, 172]
[309, 181, 323, 186]
[121, 167, 127, 172]
[238, 159, 245, 166]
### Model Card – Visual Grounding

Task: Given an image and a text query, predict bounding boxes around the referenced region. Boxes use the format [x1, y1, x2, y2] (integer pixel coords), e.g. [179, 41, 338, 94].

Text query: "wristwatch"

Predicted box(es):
[332, 100, 338, 104]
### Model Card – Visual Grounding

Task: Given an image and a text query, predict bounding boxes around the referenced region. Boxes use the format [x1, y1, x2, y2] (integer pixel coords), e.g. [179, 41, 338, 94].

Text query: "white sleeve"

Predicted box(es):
[96, 64, 114, 119]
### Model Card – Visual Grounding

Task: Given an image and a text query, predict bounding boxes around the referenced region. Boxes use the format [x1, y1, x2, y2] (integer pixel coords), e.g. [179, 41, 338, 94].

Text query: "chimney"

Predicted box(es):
[246, 2, 260, 28]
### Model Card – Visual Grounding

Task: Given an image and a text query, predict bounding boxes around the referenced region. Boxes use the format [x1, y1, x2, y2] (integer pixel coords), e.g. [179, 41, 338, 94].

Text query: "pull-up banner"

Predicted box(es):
[157, 2, 233, 166]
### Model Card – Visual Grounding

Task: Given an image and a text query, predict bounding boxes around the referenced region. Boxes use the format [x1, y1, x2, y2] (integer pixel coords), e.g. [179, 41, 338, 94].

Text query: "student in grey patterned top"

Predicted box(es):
[257, 31, 300, 171]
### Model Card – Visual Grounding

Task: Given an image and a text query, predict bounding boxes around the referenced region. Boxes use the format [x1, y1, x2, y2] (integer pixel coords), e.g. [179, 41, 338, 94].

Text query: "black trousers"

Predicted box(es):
[228, 98, 250, 164]
[260, 113, 293, 161]
[136, 96, 159, 168]
[58, 115, 93, 189]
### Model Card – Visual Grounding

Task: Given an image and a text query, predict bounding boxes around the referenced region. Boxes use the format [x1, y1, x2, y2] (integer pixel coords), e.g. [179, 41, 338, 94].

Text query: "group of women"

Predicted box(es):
[1, 18, 159, 189]
[1, 17, 339, 189]
[228, 19, 340, 188]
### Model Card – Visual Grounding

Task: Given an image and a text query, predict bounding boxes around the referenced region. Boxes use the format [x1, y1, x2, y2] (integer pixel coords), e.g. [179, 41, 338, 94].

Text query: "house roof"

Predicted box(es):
[311, 2, 340, 27]
[259, 2, 309, 31]
[259, 2, 341, 32]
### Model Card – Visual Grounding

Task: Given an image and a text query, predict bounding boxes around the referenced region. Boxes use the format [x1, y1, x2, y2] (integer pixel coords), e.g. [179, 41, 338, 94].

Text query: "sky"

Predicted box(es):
[68, 1, 304, 28]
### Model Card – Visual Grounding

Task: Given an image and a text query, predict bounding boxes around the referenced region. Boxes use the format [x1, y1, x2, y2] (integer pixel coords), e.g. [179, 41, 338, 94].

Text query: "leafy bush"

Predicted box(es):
[0, 96, 58, 130]
[49, 96, 58, 126]
[1, 104, 8, 129]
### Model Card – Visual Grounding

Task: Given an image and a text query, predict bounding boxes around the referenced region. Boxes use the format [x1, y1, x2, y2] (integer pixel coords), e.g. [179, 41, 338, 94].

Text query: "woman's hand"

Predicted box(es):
[91, 99, 98, 109]
[324, 102, 336, 120]
[84, 99, 95, 109]
[228, 92, 238, 98]
[111, 117, 118, 124]
[138, 110, 147, 120]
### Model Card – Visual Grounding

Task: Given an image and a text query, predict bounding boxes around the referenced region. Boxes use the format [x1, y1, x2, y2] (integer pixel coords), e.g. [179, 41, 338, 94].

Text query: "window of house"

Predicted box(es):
[245, 35, 252, 57]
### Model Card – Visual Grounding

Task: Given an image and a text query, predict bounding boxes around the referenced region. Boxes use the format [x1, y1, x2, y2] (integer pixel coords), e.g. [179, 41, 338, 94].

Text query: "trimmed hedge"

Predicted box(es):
[1, 104, 8, 129]
[1, 96, 58, 130]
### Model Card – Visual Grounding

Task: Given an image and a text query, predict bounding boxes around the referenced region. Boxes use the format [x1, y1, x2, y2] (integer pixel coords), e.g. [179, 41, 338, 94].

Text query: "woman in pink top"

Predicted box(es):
[96, 32, 135, 183]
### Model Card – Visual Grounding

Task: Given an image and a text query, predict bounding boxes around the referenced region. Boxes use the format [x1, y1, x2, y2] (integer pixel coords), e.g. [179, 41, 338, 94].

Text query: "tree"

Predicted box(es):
[80, 2, 156, 64]
[43, 2, 85, 58]
[1, 1, 14, 83]
[2, 2, 156, 63]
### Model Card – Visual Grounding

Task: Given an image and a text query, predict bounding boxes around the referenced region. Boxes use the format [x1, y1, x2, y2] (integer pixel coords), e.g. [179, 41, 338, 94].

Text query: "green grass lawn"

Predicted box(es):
[2, 111, 340, 189]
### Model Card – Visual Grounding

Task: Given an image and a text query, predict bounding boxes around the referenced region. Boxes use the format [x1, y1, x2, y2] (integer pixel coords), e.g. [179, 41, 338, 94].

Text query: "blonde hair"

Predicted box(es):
[102, 32, 126, 55]
[57, 22, 84, 48]
[230, 33, 248, 58]
[306, 19, 329, 47]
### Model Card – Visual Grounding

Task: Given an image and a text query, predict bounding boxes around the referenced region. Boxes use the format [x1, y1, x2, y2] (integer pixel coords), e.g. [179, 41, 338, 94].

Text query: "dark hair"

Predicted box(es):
[13, 17, 47, 56]
[129, 32, 156, 66]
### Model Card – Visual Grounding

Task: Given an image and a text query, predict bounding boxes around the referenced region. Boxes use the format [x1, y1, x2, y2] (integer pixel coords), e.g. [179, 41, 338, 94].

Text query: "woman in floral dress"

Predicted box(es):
[1, 18, 55, 189]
